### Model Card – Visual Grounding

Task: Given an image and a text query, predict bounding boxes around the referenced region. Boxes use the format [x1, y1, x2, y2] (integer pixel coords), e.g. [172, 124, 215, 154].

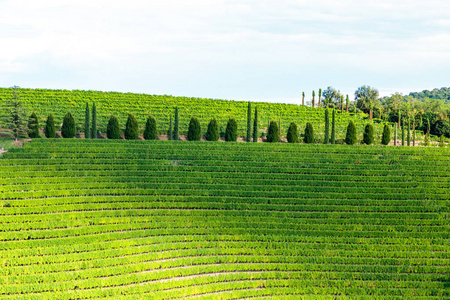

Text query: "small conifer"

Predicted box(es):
[267, 120, 279, 143]
[124, 113, 139, 140]
[205, 118, 219, 141]
[28, 112, 40, 138]
[252, 107, 258, 142]
[106, 115, 120, 139]
[304, 122, 314, 144]
[187, 117, 201, 141]
[324, 108, 329, 144]
[225, 118, 238, 142]
[61, 112, 76, 138]
[345, 120, 357, 145]
[381, 124, 391, 145]
[286, 122, 298, 143]
[144, 116, 157, 140]
[44, 114, 56, 138]
[363, 123, 374, 145]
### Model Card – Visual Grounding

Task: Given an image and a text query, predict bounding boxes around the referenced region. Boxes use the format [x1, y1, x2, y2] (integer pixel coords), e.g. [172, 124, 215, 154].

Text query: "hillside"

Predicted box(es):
[0, 139, 448, 299]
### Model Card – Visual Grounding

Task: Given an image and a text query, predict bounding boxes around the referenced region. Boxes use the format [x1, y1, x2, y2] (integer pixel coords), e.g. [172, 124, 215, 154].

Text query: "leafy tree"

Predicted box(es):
[106, 115, 120, 139]
[205, 118, 219, 141]
[345, 120, 357, 145]
[124, 113, 139, 140]
[246, 102, 252, 142]
[44, 114, 56, 138]
[322, 87, 343, 109]
[312, 91, 315, 108]
[173, 107, 179, 140]
[91, 102, 97, 139]
[331, 109, 336, 144]
[187, 117, 201, 141]
[61, 112, 76, 138]
[363, 123, 374, 145]
[144, 116, 157, 140]
[225, 118, 238, 142]
[28, 112, 40, 138]
[381, 124, 391, 145]
[355, 85, 379, 119]
[84, 102, 90, 139]
[286, 122, 298, 143]
[168, 116, 172, 140]
[304, 122, 314, 143]
[252, 107, 258, 142]
[302, 92, 305, 106]
[267, 120, 279, 143]
[324, 108, 329, 144]
[431, 119, 450, 138]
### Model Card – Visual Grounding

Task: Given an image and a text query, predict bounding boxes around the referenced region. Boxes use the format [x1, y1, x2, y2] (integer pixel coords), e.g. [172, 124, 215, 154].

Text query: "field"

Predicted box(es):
[0, 139, 448, 299]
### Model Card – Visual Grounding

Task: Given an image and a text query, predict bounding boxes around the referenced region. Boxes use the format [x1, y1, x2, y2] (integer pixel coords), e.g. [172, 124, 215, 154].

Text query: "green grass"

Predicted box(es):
[0, 139, 449, 299]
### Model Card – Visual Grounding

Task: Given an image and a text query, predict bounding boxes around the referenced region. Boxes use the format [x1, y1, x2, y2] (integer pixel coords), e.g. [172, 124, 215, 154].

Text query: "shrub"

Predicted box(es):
[106, 115, 120, 139]
[345, 120, 357, 145]
[267, 120, 279, 143]
[363, 123, 374, 145]
[304, 122, 314, 143]
[61, 112, 76, 138]
[205, 118, 219, 141]
[286, 122, 298, 143]
[381, 124, 391, 145]
[143, 116, 157, 140]
[44, 114, 56, 138]
[439, 135, 445, 147]
[28, 112, 40, 138]
[187, 117, 201, 141]
[124, 113, 139, 140]
[225, 118, 238, 142]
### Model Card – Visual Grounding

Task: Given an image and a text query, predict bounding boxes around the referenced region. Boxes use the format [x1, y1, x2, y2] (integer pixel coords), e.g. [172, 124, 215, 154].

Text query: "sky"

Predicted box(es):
[0, 0, 450, 104]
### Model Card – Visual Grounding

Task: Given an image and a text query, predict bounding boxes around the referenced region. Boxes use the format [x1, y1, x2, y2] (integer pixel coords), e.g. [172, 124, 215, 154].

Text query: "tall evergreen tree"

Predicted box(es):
[346, 95, 349, 113]
[267, 120, 279, 143]
[318, 88, 322, 108]
[61, 112, 76, 138]
[91, 102, 97, 139]
[28, 112, 40, 138]
[225, 118, 238, 142]
[401, 120, 405, 146]
[205, 118, 219, 141]
[168, 116, 172, 140]
[124, 113, 139, 140]
[106, 115, 120, 139]
[143, 116, 157, 140]
[302, 92, 305, 106]
[394, 123, 397, 146]
[340, 95, 344, 113]
[363, 123, 374, 145]
[3, 87, 27, 142]
[84, 102, 90, 139]
[345, 120, 357, 145]
[173, 107, 179, 140]
[331, 109, 336, 144]
[312, 91, 315, 108]
[44, 114, 56, 138]
[286, 122, 298, 143]
[246, 102, 252, 142]
[324, 108, 330, 144]
[381, 124, 391, 145]
[407, 119, 411, 146]
[187, 117, 202, 141]
[304, 123, 314, 143]
[252, 107, 258, 142]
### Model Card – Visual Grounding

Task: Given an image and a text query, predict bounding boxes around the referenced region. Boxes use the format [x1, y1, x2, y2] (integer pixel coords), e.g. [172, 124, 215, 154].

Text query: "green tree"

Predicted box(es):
[28, 112, 40, 138]
[168, 116, 172, 140]
[363, 123, 374, 145]
[322, 87, 343, 109]
[345, 120, 357, 145]
[252, 107, 258, 142]
[44, 114, 56, 138]
[246, 102, 252, 142]
[340, 96, 344, 113]
[61, 112, 76, 138]
[304, 122, 314, 143]
[324, 108, 329, 144]
[267, 120, 279, 143]
[439, 135, 445, 147]
[394, 123, 397, 146]
[3, 87, 27, 142]
[205, 118, 219, 141]
[124, 113, 139, 140]
[355, 86, 379, 120]
[407, 119, 411, 146]
[187, 117, 201, 141]
[91, 102, 97, 139]
[401, 120, 405, 146]
[346, 95, 349, 113]
[286, 122, 298, 143]
[312, 91, 316, 108]
[225, 118, 238, 142]
[173, 107, 179, 140]
[331, 109, 336, 144]
[106, 115, 120, 139]
[381, 124, 391, 145]
[144, 116, 157, 140]
[84, 102, 90, 139]
[318, 88, 322, 108]
[302, 92, 305, 106]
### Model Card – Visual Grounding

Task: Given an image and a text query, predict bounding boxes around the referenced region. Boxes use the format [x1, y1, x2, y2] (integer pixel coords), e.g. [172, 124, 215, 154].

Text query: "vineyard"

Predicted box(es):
[0, 139, 448, 299]
[0, 87, 385, 139]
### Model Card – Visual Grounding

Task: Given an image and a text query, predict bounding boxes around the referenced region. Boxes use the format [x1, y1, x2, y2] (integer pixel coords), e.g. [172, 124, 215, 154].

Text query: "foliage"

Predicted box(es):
[225, 118, 238, 142]
[303, 122, 314, 143]
[84, 102, 90, 139]
[355, 86, 379, 119]
[144, 116, 157, 140]
[252, 107, 258, 142]
[266, 121, 279, 143]
[173, 107, 179, 140]
[28, 112, 40, 138]
[431, 119, 450, 138]
[286, 122, 298, 143]
[246, 102, 252, 142]
[381, 124, 391, 145]
[324, 109, 329, 144]
[2, 91, 28, 141]
[106, 115, 120, 140]
[61, 112, 76, 138]
[345, 120, 357, 145]
[168, 116, 172, 140]
[91, 102, 97, 139]
[439, 135, 445, 147]
[205, 118, 219, 141]
[187, 117, 201, 141]
[331, 109, 336, 144]
[363, 123, 374, 145]
[44, 114, 56, 138]
[321, 87, 343, 109]
[124, 113, 139, 140]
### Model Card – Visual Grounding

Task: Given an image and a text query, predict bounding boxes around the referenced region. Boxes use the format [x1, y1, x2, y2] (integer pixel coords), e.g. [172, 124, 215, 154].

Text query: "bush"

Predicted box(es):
[106, 115, 120, 139]
[28, 112, 40, 138]
[345, 120, 357, 145]
[363, 123, 374, 145]
[439, 135, 445, 147]
[187, 117, 201, 141]
[143, 116, 157, 140]
[124, 113, 139, 140]
[267, 120, 279, 143]
[431, 119, 450, 138]
[286, 122, 298, 143]
[205, 118, 219, 141]
[225, 118, 238, 142]
[44, 114, 56, 138]
[303, 122, 314, 143]
[381, 124, 391, 145]
[61, 112, 76, 138]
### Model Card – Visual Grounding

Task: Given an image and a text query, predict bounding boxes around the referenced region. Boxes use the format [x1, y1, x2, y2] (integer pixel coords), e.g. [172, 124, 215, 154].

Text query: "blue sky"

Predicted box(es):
[0, 0, 449, 104]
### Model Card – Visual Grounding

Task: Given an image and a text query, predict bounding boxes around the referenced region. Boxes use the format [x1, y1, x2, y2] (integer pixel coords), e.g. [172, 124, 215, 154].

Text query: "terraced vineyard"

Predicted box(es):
[0, 139, 449, 299]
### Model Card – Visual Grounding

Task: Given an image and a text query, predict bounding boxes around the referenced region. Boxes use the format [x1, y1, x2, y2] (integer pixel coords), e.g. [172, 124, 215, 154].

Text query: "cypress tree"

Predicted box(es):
[252, 107, 258, 142]
[345, 120, 357, 145]
[225, 118, 238, 142]
[304, 122, 314, 144]
[302, 92, 305, 106]
[381, 124, 391, 145]
[44, 114, 56, 138]
[401, 120, 405, 146]
[331, 109, 336, 144]
[394, 123, 397, 146]
[84, 102, 90, 139]
[124, 113, 139, 140]
[61, 112, 76, 138]
[205, 118, 219, 141]
[413, 119, 416, 146]
[407, 119, 411, 146]
[286, 122, 298, 143]
[346, 95, 349, 113]
[363, 123, 374, 145]
[173, 107, 179, 140]
[439, 135, 444, 147]
[28, 112, 40, 138]
[246, 102, 252, 142]
[267, 120, 279, 143]
[312, 91, 315, 108]
[324, 108, 329, 144]
[91, 102, 97, 139]
[168, 116, 172, 140]
[106, 115, 120, 139]
[144, 116, 157, 140]
[187, 117, 201, 141]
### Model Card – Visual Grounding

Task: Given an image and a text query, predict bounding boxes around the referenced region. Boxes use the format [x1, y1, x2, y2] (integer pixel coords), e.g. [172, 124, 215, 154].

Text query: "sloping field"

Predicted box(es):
[0, 139, 449, 299]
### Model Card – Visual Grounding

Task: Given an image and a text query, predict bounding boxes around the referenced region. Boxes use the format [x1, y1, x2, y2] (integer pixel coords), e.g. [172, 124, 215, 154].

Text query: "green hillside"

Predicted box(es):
[0, 139, 448, 299]
[0, 87, 384, 139]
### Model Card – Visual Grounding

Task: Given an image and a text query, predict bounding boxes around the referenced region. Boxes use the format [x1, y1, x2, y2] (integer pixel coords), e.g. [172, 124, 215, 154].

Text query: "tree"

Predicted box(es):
[28, 112, 40, 138]
[401, 119, 405, 146]
[252, 107, 258, 142]
[173, 107, 179, 140]
[363, 123, 374, 145]
[345, 120, 357, 145]
[3, 87, 27, 142]
[286, 122, 298, 143]
[407, 119, 411, 146]
[124, 113, 139, 140]
[246, 102, 252, 142]
[439, 135, 445, 147]
[346, 95, 349, 113]
[187, 117, 201, 141]
[304, 122, 314, 143]
[312, 91, 315, 108]
[322, 87, 343, 109]
[143, 116, 157, 140]
[394, 124, 397, 146]
[340, 96, 344, 113]
[385, 93, 403, 127]
[302, 92, 305, 106]
[61, 112, 76, 138]
[355, 86, 379, 120]
[381, 124, 391, 145]
[324, 108, 329, 144]
[44, 114, 56, 138]
[91, 102, 97, 138]
[267, 120, 279, 143]
[84, 102, 90, 139]
[168, 116, 172, 140]
[225, 118, 238, 142]
[107, 115, 120, 139]
[331, 109, 336, 144]
[318, 88, 322, 108]
[205, 118, 219, 141]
